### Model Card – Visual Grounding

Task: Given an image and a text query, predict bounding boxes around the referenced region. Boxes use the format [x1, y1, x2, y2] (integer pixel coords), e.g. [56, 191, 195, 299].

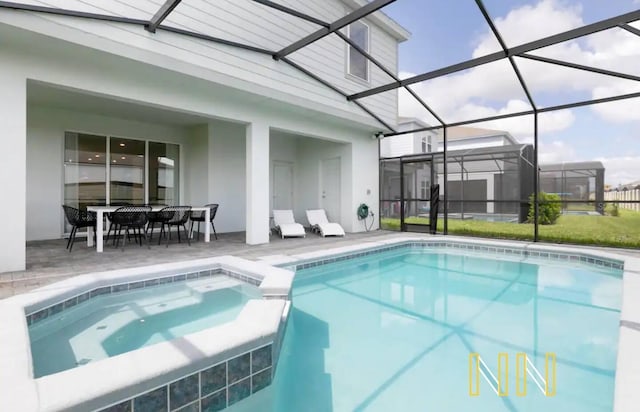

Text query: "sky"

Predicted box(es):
[381, 0, 640, 187]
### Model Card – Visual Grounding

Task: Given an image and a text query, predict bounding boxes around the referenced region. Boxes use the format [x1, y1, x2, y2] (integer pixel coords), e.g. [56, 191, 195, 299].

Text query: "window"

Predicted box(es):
[64, 132, 107, 213]
[110, 138, 145, 205]
[63, 132, 180, 233]
[421, 136, 432, 153]
[149, 142, 180, 205]
[347, 21, 369, 81]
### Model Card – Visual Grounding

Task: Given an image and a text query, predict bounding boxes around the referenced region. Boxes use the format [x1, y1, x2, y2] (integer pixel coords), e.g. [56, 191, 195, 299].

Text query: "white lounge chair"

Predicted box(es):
[272, 210, 306, 239]
[306, 209, 345, 237]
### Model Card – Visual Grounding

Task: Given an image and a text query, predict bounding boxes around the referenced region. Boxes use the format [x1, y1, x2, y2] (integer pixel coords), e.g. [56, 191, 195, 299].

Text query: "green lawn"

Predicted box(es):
[381, 209, 640, 248]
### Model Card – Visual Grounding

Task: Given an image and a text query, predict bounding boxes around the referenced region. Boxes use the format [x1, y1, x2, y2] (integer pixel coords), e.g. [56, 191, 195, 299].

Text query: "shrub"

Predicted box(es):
[607, 203, 620, 217]
[528, 192, 562, 225]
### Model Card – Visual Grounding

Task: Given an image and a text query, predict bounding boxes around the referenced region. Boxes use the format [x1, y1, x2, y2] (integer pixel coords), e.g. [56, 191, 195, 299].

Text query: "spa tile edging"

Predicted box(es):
[286, 239, 625, 272]
[26, 268, 261, 327]
[97, 343, 275, 412]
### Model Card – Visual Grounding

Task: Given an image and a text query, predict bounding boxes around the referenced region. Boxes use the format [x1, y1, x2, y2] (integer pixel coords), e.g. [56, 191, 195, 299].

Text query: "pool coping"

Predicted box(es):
[259, 235, 640, 412]
[0, 255, 294, 412]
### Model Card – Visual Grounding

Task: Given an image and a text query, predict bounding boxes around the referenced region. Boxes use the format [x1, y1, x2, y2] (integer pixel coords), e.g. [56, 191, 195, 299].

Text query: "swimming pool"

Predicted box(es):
[29, 275, 261, 378]
[271, 246, 622, 411]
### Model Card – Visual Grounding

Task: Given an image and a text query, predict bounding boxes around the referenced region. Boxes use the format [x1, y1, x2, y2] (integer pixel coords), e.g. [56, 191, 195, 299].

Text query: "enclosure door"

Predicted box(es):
[401, 160, 433, 232]
[321, 157, 341, 222]
[273, 161, 294, 210]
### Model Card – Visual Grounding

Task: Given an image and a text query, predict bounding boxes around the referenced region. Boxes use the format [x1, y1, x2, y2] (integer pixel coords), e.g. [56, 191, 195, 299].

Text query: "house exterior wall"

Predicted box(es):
[383, 131, 513, 158]
[208, 120, 248, 234]
[0, 64, 26, 272]
[437, 135, 510, 152]
[269, 133, 376, 232]
[0, 7, 384, 271]
[26, 105, 193, 241]
[380, 134, 414, 157]
[0, 0, 402, 129]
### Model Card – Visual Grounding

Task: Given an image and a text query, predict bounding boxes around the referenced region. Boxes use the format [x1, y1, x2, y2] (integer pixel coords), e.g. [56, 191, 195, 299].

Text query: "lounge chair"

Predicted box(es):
[273, 210, 306, 239]
[306, 209, 345, 237]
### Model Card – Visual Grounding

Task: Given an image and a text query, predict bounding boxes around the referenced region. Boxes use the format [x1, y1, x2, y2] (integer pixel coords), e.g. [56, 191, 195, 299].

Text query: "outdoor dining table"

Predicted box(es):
[86, 205, 211, 252]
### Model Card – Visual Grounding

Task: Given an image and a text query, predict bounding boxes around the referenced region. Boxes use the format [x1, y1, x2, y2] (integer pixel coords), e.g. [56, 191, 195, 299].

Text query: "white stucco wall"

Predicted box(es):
[0, 64, 26, 272]
[208, 120, 248, 234]
[1, 21, 382, 271]
[269, 132, 373, 232]
[26, 105, 193, 241]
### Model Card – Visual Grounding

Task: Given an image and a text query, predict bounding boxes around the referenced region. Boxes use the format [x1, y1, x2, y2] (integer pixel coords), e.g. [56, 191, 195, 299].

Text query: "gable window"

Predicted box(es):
[347, 21, 370, 82]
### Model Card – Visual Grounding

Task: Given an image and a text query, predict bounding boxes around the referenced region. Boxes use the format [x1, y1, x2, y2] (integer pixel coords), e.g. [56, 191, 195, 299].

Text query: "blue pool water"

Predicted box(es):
[271, 249, 622, 412]
[29, 276, 261, 378]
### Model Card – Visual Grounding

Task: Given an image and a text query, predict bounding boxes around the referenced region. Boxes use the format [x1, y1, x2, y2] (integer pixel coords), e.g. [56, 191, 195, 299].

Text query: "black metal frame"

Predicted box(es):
[2, 0, 639, 242]
[145, 0, 181, 33]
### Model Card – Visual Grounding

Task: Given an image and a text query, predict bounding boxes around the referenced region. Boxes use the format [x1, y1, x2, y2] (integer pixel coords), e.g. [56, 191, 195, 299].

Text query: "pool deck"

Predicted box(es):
[2, 230, 640, 299]
[2, 231, 640, 411]
[1, 230, 410, 298]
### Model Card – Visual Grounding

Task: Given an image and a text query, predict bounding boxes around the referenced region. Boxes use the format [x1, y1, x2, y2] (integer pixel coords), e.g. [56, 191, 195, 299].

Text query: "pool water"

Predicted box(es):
[29, 276, 261, 378]
[271, 249, 622, 412]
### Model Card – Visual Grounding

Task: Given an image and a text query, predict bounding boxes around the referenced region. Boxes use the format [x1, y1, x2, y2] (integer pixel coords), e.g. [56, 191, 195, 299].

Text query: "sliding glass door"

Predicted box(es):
[63, 133, 107, 233]
[63, 132, 181, 233]
[109, 137, 145, 205]
[149, 142, 180, 205]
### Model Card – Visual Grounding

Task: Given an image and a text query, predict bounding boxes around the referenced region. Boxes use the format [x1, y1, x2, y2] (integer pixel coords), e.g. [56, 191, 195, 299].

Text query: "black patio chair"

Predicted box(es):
[105, 202, 133, 245]
[157, 206, 192, 247]
[62, 205, 97, 252]
[189, 203, 219, 241]
[145, 203, 168, 241]
[109, 206, 152, 251]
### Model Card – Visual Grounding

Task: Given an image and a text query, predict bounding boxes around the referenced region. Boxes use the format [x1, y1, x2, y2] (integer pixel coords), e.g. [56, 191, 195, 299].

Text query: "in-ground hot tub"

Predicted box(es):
[30, 274, 263, 378]
[0, 256, 293, 412]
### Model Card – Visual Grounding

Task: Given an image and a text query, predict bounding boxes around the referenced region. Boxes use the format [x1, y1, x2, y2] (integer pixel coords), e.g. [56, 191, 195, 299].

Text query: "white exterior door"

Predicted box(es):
[320, 157, 341, 221]
[273, 161, 293, 210]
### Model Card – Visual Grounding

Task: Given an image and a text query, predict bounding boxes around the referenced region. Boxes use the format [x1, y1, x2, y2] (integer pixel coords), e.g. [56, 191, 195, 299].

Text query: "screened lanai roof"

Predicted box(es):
[540, 161, 605, 172]
[1, 0, 638, 135]
[382, 144, 533, 174]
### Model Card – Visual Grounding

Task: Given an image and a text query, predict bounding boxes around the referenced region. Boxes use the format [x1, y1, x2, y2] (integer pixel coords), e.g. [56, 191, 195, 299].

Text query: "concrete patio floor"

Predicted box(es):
[3, 229, 639, 299]
[0, 230, 410, 298]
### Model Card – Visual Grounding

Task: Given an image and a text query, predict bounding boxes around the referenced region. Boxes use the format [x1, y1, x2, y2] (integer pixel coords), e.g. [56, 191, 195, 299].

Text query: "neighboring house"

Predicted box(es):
[381, 122, 527, 218]
[379, 117, 436, 157]
[380, 120, 518, 158]
[0, 1, 410, 272]
[613, 180, 640, 191]
[382, 122, 607, 219]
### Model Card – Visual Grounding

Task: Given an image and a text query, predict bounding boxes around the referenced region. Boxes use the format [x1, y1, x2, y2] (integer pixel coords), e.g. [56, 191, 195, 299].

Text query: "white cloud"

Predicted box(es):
[596, 156, 640, 187]
[472, 0, 584, 58]
[398, 0, 640, 131]
[538, 140, 578, 164]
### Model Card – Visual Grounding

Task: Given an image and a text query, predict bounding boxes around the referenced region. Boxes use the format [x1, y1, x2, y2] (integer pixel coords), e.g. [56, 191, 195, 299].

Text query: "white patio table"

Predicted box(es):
[86, 205, 211, 252]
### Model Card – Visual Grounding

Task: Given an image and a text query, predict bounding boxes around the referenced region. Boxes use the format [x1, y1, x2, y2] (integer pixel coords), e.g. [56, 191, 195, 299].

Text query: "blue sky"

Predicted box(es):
[381, 0, 640, 186]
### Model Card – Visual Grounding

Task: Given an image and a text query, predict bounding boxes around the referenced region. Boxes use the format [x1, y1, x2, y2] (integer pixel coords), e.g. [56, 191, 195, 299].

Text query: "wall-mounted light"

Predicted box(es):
[119, 143, 126, 147]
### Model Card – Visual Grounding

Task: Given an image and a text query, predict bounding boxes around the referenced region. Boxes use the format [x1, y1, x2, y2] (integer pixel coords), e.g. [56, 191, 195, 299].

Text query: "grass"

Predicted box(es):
[381, 209, 640, 248]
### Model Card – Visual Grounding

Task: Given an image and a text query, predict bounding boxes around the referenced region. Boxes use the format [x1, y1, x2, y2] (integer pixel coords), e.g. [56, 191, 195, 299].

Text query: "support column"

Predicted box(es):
[246, 122, 270, 245]
[0, 72, 26, 272]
